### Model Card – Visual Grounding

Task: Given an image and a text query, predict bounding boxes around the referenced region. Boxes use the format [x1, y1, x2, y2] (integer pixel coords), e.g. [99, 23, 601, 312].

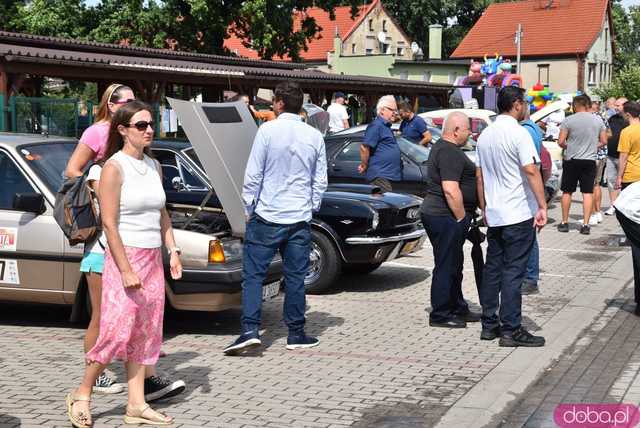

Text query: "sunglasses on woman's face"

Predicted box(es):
[111, 98, 136, 105]
[128, 121, 154, 131]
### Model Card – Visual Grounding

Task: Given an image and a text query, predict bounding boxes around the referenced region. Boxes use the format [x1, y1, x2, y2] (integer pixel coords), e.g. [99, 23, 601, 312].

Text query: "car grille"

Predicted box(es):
[379, 205, 421, 230]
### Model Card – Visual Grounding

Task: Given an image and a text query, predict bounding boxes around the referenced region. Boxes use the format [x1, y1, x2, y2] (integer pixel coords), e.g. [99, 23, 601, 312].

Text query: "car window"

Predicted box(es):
[182, 147, 204, 172]
[0, 150, 37, 210]
[18, 142, 76, 192]
[152, 148, 208, 191]
[396, 137, 430, 164]
[335, 141, 361, 162]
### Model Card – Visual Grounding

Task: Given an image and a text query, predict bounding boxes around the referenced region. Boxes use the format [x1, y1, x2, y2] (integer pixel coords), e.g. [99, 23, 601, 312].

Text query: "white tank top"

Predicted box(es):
[110, 151, 166, 248]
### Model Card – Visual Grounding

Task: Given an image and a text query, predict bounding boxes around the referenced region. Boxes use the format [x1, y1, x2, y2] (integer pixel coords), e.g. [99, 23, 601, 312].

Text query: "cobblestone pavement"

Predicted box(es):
[0, 197, 634, 428]
[494, 285, 640, 428]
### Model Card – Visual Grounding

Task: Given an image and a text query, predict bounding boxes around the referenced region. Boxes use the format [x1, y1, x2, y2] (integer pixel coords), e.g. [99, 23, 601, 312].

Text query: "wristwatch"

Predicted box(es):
[167, 247, 182, 256]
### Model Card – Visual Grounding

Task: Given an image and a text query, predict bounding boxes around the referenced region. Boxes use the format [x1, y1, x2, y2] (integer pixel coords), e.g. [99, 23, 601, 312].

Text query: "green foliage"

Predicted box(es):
[10, 0, 88, 38]
[595, 64, 640, 101]
[611, 1, 640, 70]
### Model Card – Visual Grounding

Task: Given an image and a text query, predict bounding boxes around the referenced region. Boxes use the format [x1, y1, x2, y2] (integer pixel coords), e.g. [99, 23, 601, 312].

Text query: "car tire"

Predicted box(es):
[343, 262, 383, 275]
[304, 230, 341, 294]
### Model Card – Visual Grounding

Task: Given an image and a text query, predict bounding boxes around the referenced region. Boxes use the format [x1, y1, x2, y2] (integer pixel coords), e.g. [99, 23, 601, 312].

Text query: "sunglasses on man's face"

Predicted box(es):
[128, 121, 154, 131]
[111, 98, 136, 105]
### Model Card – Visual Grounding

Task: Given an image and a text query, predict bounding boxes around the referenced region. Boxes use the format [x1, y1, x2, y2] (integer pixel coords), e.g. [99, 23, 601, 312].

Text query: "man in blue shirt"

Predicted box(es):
[359, 95, 402, 192]
[520, 107, 544, 296]
[224, 82, 328, 355]
[398, 100, 432, 146]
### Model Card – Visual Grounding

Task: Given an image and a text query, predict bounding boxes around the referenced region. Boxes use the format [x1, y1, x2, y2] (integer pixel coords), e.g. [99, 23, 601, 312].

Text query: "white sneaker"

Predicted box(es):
[588, 214, 599, 226]
[596, 212, 603, 223]
[605, 207, 615, 216]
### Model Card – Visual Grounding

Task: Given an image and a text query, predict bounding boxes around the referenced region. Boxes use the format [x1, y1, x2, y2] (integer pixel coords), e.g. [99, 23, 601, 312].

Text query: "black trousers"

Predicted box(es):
[616, 210, 640, 304]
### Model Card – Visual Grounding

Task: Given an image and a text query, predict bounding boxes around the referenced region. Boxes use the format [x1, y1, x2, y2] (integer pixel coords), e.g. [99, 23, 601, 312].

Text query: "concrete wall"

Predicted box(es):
[584, 15, 614, 97]
[341, 2, 412, 59]
[390, 64, 468, 84]
[519, 58, 580, 94]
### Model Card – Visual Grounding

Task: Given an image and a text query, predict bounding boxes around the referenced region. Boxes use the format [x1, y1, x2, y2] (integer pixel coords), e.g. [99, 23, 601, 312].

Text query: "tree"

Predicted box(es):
[595, 64, 640, 101]
[10, 0, 88, 39]
[611, 1, 640, 70]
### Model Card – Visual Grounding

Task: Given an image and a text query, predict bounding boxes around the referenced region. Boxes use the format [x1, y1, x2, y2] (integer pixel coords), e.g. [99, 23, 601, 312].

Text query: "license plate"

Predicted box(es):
[262, 281, 280, 300]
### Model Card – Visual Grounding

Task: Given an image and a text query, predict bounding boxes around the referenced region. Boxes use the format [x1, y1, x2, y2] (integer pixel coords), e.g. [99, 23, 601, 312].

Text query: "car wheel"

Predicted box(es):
[304, 230, 341, 294]
[343, 262, 383, 275]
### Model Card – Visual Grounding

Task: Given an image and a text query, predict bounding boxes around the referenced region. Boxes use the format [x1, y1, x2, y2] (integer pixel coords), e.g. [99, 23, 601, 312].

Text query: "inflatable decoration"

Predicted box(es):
[527, 82, 553, 112]
[454, 54, 524, 88]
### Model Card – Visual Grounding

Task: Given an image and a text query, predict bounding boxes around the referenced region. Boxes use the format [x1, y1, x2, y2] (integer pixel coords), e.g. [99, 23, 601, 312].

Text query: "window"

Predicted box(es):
[605, 30, 609, 54]
[365, 49, 373, 55]
[600, 63, 605, 84]
[351, 44, 356, 54]
[0, 151, 37, 210]
[335, 142, 362, 162]
[382, 43, 391, 54]
[18, 142, 75, 192]
[396, 47, 404, 56]
[382, 20, 387, 32]
[588, 63, 597, 85]
[399, 71, 408, 80]
[423, 71, 432, 82]
[152, 148, 208, 192]
[365, 36, 375, 55]
[537, 64, 550, 87]
[368, 19, 373, 31]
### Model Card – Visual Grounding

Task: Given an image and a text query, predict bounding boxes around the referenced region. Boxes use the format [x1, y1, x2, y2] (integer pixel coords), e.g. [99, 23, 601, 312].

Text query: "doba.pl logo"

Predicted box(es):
[554, 404, 640, 427]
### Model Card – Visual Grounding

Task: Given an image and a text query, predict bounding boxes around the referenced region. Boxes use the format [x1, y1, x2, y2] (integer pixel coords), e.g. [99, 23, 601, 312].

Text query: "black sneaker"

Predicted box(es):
[455, 311, 481, 323]
[93, 373, 124, 394]
[286, 334, 319, 350]
[480, 326, 502, 341]
[144, 375, 186, 402]
[557, 223, 569, 233]
[580, 224, 591, 235]
[429, 317, 467, 329]
[521, 281, 540, 295]
[499, 328, 545, 347]
[223, 331, 261, 356]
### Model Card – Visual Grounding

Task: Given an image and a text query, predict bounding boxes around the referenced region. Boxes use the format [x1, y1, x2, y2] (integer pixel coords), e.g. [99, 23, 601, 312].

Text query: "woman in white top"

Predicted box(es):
[66, 101, 182, 427]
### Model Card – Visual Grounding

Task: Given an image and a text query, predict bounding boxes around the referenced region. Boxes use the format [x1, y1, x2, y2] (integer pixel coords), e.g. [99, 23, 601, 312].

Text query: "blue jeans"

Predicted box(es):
[241, 215, 311, 336]
[524, 237, 539, 284]
[480, 218, 535, 335]
[422, 213, 471, 322]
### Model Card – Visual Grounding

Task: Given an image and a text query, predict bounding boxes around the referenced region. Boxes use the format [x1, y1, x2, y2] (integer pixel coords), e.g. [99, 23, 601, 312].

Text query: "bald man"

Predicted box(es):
[421, 111, 480, 329]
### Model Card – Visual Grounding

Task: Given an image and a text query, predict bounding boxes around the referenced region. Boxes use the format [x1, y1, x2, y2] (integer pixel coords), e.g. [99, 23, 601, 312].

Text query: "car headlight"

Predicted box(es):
[371, 211, 379, 230]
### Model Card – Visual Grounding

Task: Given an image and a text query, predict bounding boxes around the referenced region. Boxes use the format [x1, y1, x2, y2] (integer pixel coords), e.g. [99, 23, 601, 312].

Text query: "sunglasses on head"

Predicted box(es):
[111, 98, 135, 105]
[128, 121, 154, 131]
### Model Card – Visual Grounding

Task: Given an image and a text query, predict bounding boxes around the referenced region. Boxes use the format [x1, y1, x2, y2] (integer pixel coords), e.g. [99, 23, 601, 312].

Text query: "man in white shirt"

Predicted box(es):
[327, 92, 350, 134]
[475, 86, 548, 347]
[614, 181, 640, 315]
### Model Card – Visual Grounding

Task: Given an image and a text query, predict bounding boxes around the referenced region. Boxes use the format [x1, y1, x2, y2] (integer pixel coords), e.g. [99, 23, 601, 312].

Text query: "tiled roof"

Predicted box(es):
[451, 0, 611, 58]
[224, 4, 367, 62]
[0, 31, 451, 93]
[0, 31, 305, 70]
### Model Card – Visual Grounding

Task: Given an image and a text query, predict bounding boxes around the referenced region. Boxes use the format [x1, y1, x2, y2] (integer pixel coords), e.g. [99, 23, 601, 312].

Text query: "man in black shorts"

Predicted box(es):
[557, 95, 607, 235]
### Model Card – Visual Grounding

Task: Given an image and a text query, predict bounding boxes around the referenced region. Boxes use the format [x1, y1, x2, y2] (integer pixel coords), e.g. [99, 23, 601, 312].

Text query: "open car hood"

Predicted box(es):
[531, 100, 570, 123]
[167, 98, 258, 237]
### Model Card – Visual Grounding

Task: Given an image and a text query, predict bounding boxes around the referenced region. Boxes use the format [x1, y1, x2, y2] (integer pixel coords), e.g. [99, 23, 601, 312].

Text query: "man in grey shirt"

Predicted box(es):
[557, 95, 607, 235]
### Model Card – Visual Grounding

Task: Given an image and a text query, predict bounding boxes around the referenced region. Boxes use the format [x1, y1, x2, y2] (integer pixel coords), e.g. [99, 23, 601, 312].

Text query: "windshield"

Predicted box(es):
[182, 147, 205, 172]
[18, 142, 76, 191]
[396, 137, 431, 164]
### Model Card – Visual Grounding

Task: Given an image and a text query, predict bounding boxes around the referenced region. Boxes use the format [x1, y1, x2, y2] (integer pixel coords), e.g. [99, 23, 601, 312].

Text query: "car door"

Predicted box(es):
[328, 140, 366, 185]
[0, 149, 65, 304]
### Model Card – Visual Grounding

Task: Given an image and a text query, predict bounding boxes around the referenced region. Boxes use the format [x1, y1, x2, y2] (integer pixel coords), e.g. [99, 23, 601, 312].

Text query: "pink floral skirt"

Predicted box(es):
[86, 247, 165, 365]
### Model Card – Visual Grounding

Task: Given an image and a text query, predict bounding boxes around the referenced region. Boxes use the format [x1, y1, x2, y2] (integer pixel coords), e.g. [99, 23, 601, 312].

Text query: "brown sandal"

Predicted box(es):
[66, 392, 92, 428]
[123, 403, 173, 425]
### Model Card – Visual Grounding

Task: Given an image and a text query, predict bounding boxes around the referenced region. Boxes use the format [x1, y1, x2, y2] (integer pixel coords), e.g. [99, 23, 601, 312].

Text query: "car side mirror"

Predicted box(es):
[172, 176, 186, 191]
[13, 193, 46, 215]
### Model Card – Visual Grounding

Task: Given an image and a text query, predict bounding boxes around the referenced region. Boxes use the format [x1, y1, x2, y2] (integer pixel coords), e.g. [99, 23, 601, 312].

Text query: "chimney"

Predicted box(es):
[428, 24, 443, 60]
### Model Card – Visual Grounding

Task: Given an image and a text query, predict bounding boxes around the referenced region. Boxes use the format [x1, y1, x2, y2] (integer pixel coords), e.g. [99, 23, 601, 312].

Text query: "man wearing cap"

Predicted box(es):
[327, 92, 350, 134]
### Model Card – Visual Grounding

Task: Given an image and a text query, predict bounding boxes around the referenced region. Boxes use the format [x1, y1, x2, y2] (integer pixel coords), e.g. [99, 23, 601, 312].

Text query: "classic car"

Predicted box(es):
[0, 133, 283, 320]
[167, 98, 427, 294]
[419, 108, 497, 141]
[328, 121, 560, 203]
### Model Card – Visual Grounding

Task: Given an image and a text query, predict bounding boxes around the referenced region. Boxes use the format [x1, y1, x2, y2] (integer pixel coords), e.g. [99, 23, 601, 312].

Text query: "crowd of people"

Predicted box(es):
[60, 81, 640, 426]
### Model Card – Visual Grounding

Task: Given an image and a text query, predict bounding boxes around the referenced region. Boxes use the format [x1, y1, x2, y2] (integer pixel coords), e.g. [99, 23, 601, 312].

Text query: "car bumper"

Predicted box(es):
[341, 228, 426, 264]
[166, 258, 283, 295]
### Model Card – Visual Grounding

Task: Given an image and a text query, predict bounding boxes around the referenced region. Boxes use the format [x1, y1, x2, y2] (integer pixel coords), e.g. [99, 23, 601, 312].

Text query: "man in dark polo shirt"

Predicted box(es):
[398, 100, 432, 146]
[422, 111, 481, 328]
[358, 95, 402, 192]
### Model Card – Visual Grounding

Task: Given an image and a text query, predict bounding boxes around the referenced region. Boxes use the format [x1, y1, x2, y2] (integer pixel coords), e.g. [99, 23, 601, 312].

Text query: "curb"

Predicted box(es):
[434, 250, 634, 428]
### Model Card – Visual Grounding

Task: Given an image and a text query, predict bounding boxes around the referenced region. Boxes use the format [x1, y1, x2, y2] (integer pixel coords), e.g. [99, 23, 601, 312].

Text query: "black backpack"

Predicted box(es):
[53, 172, 100, 245]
